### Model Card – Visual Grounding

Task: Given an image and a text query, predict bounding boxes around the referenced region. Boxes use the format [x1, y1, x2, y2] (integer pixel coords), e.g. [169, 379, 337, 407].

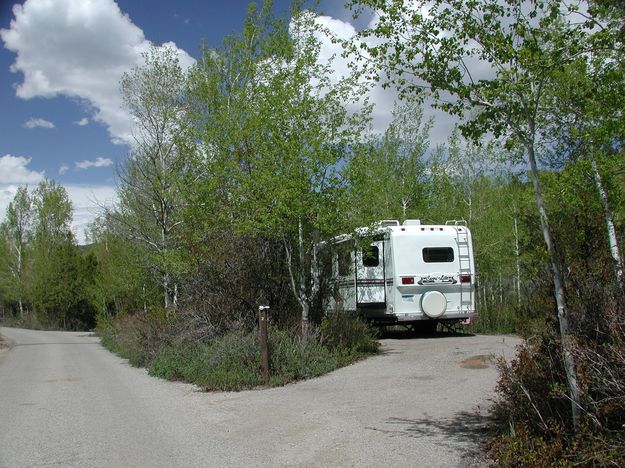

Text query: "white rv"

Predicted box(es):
[324, 219, 476, 329]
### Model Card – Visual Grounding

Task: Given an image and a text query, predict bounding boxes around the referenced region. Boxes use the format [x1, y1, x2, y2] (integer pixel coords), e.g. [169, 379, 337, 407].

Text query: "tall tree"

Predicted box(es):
[347, 0, 609, 428]
[32, 179, 72, 246]
[113, 45, 191, 313]
[543, 57, 625, 292]
[86, 216, 149, 318]
[187, 4, 370, 329]
[1, 187, 32, 317]
[28, 179, 76, 326]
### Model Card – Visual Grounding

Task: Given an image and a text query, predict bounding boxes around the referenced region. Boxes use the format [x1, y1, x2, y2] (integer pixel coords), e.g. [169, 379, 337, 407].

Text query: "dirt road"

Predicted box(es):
[0, 327, 519, 467]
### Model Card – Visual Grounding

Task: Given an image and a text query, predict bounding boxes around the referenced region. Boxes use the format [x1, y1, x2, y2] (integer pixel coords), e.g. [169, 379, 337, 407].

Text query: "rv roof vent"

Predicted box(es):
[379, 220, 400, 227]
[402, 219, 421, 226]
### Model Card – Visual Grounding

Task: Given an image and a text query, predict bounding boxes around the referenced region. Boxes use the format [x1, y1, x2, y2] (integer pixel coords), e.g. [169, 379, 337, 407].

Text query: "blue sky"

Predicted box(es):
[0, 0, 451, 243]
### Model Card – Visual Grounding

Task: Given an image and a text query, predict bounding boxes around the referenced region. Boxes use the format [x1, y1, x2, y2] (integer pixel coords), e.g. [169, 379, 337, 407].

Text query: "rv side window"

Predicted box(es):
[362, 245, 379, 267]
[423, 247, 454, 263]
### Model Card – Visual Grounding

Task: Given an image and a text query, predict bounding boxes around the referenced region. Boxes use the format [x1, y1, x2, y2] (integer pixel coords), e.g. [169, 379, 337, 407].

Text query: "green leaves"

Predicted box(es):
[188, 7, 368, 242]
[350, 0, 613, 148]
[344, 101, 431, 225]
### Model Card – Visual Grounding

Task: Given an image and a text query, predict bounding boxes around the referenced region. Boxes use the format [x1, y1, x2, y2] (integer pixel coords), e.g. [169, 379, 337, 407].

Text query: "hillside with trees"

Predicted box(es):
[0, 1, 623, 464]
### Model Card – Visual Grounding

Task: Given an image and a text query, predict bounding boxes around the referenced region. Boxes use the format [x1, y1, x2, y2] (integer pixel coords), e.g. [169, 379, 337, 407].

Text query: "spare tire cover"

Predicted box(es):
[421, 291, 447, 318]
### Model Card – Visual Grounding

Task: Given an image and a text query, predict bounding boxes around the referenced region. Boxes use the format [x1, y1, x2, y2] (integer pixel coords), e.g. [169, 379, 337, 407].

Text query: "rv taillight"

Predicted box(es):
[460, 274, 471, 283]
[401, 277, 415, 285]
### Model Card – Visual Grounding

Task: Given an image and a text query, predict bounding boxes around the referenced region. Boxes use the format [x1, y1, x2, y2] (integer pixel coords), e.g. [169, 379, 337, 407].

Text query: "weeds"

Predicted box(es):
[487, 308, 625, 467]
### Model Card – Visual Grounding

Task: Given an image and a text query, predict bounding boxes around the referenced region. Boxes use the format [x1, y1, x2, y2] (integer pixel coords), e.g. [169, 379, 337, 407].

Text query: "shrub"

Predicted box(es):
[148, 328, 341, 390]
[467, 303, 518, 334]
[98, 308, 171, 367]
[147, 332, 263, 390]
[319, 313, 379, 364]
[488, 309, 625, 467]
[268, 328, 337, 385]
[100, 309, 380, 392]
[200, 331, 264, 390]
[148, 343, 209, 382]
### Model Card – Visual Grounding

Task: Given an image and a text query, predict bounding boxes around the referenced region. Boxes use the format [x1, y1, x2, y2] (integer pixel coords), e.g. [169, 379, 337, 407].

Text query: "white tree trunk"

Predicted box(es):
[283, 220, 321, 337]
[514, 217, 521, 306]
[591, 159, 624, 290]
[527, 142, 581, 430]
[298, 220, 308, 325]
[17, 242, 24, 319]
[163, 271, 169, 311]
[161, 219, 169, 312]
[283, 233, 308, 333]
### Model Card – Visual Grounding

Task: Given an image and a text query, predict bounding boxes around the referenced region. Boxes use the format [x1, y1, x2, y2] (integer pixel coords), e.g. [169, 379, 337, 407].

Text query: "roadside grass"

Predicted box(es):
[0, 312, 53, 331]
[98, 311, 379, 391]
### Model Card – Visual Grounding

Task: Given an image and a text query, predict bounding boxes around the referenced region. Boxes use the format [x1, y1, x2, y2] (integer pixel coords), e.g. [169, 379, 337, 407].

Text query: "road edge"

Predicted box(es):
[0, 329, 16, 355]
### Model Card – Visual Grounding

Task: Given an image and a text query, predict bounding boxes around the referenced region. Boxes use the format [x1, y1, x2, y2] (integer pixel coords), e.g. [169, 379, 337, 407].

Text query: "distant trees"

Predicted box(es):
[0, 180, 98, 329]
[345, 102, 430, 224]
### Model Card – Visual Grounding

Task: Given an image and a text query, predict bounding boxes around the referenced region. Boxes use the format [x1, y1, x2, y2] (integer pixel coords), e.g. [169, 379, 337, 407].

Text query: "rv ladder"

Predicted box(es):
[455, 227, 473, 312]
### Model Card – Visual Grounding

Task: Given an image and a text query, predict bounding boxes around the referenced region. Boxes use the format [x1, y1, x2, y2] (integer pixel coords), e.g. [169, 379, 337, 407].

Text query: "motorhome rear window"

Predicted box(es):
[422, 247, 454, 263]
[362, 245, 379, 267]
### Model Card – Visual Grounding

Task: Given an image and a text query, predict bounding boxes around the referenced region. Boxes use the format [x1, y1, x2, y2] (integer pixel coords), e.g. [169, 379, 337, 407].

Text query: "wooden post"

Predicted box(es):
[259, 306, 270, 386]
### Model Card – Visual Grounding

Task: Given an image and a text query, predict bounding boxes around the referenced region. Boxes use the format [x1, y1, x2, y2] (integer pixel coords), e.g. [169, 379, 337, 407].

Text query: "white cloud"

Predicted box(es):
[75, 157, 113, 170]
[1, 0, 194, 145]
[74, 117, 89, 126]
[0, 154, 44, 184]
[23, 117, 55, 129]
[58, 164, 69, 175]
[308, 14, 404, 136]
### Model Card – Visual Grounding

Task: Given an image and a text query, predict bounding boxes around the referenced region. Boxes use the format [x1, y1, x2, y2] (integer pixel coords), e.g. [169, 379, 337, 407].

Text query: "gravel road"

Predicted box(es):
[0, 327, 520, 467]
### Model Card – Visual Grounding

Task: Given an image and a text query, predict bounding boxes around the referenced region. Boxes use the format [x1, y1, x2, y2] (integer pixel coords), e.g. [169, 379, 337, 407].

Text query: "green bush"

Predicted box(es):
[467, 303, 518, 334]
[268, 328, 337, 385]
[97, 309, 171, 367]
[148, 332, 262, 391]
[100, 309, 380, 392]
[488, 313, 625, 467]
[201, 331, 264, 390]
[148, 343, 208, 382]
[148, 329, 340, 390]
[319, 313, 379, 364]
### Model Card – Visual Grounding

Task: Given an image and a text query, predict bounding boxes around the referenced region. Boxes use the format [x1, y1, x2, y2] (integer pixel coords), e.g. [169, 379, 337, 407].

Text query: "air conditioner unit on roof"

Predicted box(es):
[379, 220, 400, 227]
[402, 219, 421, 226]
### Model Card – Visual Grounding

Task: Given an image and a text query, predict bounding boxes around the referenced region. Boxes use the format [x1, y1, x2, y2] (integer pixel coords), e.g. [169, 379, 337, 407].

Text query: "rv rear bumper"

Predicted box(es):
[364, 311, 477, 325]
